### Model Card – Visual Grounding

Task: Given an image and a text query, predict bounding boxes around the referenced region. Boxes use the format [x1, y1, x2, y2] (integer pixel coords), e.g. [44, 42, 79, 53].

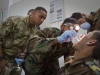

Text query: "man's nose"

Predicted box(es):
[41, 18, 44, 22]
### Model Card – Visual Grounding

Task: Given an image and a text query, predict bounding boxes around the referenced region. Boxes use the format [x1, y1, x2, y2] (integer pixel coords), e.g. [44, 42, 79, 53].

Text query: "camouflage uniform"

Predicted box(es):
[88, 8, 100, 32]
[57, 57, 100, 75]
[0, 16, 38, 75]
[92, 8, 100, 30]
[25, 27, 74, 75]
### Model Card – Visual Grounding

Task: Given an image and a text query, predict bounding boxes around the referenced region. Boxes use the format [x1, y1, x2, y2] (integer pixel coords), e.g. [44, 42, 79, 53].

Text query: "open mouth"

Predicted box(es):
[73, 34, 86, 46]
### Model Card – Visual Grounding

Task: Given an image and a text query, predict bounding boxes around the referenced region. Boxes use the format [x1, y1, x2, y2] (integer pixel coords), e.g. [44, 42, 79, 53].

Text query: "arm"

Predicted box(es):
[27, 27, 60, 53]
[28, 28, 76, 54]
[0, 17, 13, 74]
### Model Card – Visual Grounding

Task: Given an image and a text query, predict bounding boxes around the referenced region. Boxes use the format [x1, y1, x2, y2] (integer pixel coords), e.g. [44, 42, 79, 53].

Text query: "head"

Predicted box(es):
[91, 31, 100, 60]
[27, 9, 35, 16]
[71, 12, 85, 24]
[73, 30, 100, 59]
[60, 17, 79, 33]
[29, 6, 47, 26]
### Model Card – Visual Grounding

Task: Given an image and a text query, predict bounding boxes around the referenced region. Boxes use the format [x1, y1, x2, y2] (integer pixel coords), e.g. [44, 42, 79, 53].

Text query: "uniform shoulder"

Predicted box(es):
[7, 16, 25, 21]
[36, 27, 60, 38]
[43, 27, 60, 32]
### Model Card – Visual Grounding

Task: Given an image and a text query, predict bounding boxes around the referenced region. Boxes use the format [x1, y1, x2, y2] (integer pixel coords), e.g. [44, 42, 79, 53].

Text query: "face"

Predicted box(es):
[32, 10, 47, 26]
[73, 32, 94, 51]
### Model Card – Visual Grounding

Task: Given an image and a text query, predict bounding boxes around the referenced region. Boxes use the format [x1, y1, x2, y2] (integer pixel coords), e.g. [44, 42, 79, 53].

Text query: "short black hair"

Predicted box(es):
[28, 9, 34, 14]
[63, 17, 78, 24]
[35, 6, 47, 13]
[71, 12, 82, 20]
[91, 31, 100, 60]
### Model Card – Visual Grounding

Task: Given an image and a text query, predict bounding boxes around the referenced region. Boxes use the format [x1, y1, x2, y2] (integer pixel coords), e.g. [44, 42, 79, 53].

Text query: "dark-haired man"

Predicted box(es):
[71, 12, 95, 31]
[0, 6, 47, 75]
[57, 30, 100, 75]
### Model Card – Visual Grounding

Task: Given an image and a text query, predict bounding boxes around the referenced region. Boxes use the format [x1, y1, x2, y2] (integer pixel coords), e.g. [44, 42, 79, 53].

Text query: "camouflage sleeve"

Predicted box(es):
[27, 27, 60, 54]
[0, 17, 14, 44]
[36, 27, 60, 38]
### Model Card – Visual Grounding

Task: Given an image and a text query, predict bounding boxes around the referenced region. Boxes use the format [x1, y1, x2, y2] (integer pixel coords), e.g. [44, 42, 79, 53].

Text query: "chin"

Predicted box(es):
[36, 23, 40, 26]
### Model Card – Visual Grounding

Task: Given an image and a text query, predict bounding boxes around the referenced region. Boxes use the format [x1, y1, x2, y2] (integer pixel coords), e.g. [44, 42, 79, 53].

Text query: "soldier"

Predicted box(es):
[87, 8, 100, 32]
[24, 17, 80, 75]
[0, 6, 47, 75]
[57, 30, 100, 75]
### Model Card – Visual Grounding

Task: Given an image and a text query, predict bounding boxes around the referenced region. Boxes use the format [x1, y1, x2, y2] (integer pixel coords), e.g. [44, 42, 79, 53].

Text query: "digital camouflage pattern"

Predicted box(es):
[0, 16, 38, 75]
[25, 27, 74, 75]
[0, 16, 38, 62]
[57, 57, 98, 75]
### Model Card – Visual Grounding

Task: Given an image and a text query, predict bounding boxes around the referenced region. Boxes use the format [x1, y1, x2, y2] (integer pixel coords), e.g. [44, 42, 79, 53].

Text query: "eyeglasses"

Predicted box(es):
[64, 23, 80, 30]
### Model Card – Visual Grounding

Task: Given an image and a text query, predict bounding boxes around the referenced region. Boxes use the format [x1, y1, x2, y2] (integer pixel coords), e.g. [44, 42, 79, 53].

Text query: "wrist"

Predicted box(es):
[57, 36, 63, 44]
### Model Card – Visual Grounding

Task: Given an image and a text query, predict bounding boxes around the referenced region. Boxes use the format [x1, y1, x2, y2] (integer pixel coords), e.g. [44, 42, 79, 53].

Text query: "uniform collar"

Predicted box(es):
[70, 57, 94, 67]
[24, 16, 37, 29]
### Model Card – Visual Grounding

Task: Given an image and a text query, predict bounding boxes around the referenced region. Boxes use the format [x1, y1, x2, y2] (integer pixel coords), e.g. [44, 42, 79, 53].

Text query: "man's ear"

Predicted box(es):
[87, 40, 97, 46]
[31, 11, 35, 15]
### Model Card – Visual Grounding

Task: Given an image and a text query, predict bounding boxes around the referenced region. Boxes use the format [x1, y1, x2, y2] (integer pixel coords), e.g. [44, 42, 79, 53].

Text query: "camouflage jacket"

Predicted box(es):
[25, 27, 74, 75]
[57, 57, 97, 75]
[93, 8, 100, 30]
[88, 8, 100, 32]
[0, 16, 38, 61]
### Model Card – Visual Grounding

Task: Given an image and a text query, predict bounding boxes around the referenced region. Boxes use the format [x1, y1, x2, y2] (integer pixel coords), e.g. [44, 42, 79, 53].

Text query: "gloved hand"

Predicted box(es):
[57, 30, 77, 43]
[80, 22, 91, 30]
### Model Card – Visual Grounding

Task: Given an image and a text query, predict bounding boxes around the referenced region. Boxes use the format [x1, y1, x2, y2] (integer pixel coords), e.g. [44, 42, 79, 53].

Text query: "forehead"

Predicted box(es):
[35, 10, 47, 16]
[82, 32, 94, 40]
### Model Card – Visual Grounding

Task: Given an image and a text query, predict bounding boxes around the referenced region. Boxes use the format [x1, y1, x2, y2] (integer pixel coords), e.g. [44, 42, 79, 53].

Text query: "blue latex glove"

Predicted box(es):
[57, 30, 77, 43]
[15, 58, 24, 65]
[80, 22, 91, 30]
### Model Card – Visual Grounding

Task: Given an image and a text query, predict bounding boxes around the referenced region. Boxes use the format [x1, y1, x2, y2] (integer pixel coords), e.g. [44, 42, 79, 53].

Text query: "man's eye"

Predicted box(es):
[39, 16, 45, 19]
[39, 16, 43, 18]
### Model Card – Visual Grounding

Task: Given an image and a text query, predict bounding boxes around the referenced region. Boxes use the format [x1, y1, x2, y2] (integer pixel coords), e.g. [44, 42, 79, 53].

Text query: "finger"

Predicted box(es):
[19, 55, 25, 59]
[18, 53, 25, 56]
[21, 53, 25, 56]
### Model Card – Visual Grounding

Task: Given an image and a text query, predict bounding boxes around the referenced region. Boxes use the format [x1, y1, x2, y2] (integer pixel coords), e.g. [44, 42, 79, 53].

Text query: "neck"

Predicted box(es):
[74, 50, 92, 60]
[29, 16, 35, 27]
